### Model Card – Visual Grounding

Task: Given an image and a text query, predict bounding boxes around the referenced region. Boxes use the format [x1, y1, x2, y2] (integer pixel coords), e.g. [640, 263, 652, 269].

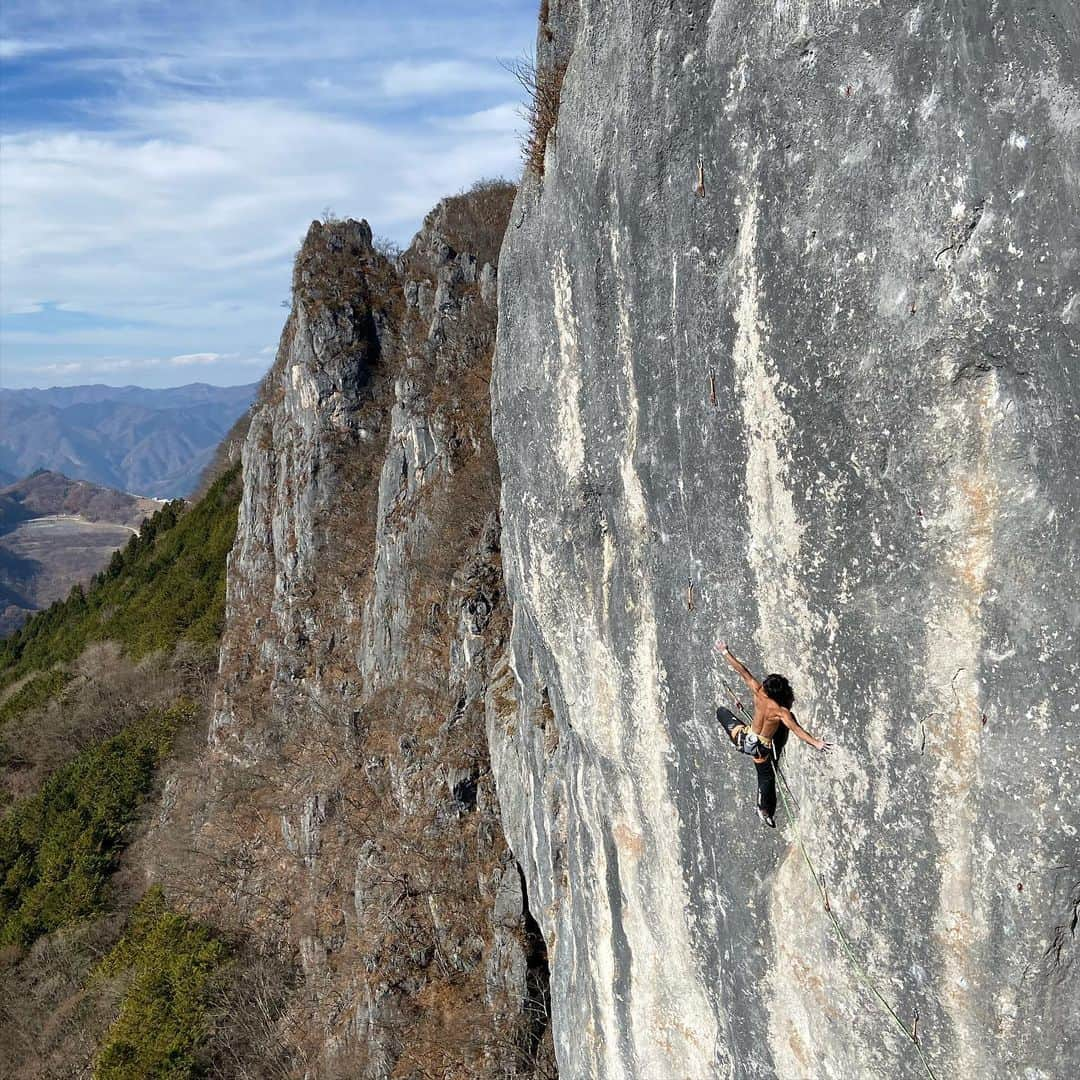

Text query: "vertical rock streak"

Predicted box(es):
[610, 222, 720, 1072]
[727, 163, 841, 1076]
[551, 254, 587, 483]
[729, 160, 816, 691]
[925, 373, 1000, 1070]
[506, 236, 719, 1075]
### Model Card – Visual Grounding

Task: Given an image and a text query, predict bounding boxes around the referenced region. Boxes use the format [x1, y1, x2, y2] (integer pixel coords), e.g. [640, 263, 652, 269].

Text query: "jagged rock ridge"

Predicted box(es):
[491, 2, 1079, 1078]
[168, 186, 556, 1077]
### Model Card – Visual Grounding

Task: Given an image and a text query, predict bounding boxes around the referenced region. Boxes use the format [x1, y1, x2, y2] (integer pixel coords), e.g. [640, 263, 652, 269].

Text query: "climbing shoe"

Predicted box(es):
[757, 807, 776, 829]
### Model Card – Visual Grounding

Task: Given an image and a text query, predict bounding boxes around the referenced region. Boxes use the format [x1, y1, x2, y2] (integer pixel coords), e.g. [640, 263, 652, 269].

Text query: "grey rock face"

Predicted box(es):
[491, 4, 1079, 1078]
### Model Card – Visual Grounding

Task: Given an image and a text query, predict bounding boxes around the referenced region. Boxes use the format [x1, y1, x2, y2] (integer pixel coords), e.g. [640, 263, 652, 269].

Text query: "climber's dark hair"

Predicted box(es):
[762, 673, 794, 710]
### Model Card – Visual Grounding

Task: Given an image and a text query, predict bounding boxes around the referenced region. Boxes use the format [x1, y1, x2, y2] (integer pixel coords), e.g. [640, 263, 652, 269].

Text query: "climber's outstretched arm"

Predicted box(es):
[715, 642, 761, 693]
[781, 709, 832, 752]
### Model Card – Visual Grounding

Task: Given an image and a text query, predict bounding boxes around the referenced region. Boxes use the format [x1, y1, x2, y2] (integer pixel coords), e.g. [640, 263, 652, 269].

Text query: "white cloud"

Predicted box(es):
[0, 1, 533, 387]
[170, 352, 222, 366]
[450, 102, 522, 133]
[3, 300, 46, 315]
[35, 361, 86, 376]
[0, 95, 525, 373]
[380, 59, 513, 98]
[24, 350, 269, 380]
[2, 95, 524, 303]
[0, 38, 34, 59]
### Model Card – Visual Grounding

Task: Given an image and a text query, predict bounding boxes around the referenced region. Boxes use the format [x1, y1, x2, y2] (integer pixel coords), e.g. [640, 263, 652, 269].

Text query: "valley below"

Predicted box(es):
[0, 472, 163, 635]
[0, 516, 139, 634]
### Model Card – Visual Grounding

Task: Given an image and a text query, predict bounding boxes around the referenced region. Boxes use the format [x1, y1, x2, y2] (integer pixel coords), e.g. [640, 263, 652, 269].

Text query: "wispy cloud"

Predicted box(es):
[170, 352, 225, 366]
[449, 102, 522, 133]
[0, 1, 535, 388]
[0, 37, 45, 59]
[380, 59, 511, 98]
[29, 351, 270, 379]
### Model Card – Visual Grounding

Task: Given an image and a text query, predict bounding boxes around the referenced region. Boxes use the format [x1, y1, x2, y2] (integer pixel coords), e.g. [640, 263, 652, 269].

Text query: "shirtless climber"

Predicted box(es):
[714, 642, 831, 829]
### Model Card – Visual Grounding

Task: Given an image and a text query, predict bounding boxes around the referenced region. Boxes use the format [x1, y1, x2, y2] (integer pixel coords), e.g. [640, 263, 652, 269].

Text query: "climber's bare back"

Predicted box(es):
[749, 685, 788, 741]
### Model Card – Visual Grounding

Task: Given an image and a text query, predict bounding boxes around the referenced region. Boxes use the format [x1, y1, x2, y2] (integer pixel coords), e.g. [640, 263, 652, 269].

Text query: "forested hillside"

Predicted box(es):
[0, 463, 254, 1078]
[0, 465, 238, 687]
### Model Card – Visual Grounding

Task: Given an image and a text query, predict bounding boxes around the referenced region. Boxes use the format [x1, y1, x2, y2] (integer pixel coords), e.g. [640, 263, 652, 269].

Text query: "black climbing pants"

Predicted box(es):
[717, 706, 777, 818]
[753, 757, 777, 819]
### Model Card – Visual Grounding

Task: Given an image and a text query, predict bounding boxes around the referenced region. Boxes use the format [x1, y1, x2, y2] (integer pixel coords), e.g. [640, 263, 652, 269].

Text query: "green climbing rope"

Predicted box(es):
[720, 678, 939, 1080]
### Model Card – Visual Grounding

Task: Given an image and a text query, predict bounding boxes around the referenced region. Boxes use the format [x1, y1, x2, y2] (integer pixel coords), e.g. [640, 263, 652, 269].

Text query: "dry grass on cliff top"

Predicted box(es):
[508, 56, 568, 177]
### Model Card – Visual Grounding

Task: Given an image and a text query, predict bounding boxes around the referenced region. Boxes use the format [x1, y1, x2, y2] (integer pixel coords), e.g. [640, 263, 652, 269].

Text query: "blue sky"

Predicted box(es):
[0, 1, 536, 388]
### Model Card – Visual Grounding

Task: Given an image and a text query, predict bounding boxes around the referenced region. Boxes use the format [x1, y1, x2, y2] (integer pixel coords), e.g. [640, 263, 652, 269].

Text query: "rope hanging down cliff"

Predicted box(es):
[720, 678, 939, 1080]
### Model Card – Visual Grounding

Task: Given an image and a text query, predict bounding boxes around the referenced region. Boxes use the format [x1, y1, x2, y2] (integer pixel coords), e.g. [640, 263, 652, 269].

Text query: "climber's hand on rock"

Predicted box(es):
[816, 738, 833, 754]
[715, 641, 729, 654]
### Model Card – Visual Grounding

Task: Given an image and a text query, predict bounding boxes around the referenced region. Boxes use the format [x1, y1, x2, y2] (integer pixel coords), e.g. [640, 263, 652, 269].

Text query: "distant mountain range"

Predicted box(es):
[0, 382, 258, 498]
[0, 470, 163, 636]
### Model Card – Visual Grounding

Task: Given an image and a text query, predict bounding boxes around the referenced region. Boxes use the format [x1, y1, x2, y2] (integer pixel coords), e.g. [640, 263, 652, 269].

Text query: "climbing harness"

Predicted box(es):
[728, 721, 773, 748]
[719, 678, 939, 1080]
